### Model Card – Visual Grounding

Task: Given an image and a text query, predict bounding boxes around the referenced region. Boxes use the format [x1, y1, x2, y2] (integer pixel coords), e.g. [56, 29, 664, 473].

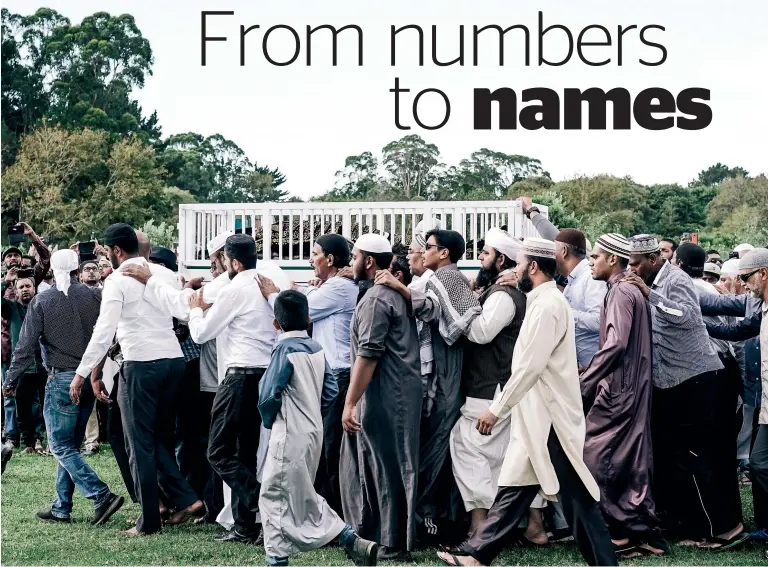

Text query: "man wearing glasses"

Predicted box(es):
[79, 261, 102, 289]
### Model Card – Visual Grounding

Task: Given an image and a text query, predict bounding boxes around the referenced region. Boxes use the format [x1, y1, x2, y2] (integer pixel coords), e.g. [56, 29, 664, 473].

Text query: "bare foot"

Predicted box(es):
[436, 551, 485, 566]
[677, 539, 702, 547]
[524, 508, 549, 545]
[123, 527, 140, 536]
[165, 500, 205, 525]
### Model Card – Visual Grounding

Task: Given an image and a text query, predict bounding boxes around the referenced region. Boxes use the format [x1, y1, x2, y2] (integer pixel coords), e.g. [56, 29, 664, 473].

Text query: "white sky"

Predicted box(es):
[5, 0, 768, 200]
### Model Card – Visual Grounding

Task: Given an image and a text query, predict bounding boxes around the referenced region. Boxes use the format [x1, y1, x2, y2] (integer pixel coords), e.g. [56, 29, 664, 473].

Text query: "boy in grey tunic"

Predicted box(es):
[258, 290, 378, 566]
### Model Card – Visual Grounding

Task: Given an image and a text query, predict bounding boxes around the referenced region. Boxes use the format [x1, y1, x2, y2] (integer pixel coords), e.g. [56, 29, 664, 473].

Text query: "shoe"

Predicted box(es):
[93, 493, 125, 526]
[376, 546, 412, 562]
[344, 533, 379, 566]
[36, 509, 71, 523]
[1, 442, 12, 473]
[165, 500, 205, 525]
[83, 445, 99, 456]
[215, 529, 262, 544]
[750, 528, 768, 543]
[34, 439, 44, 452]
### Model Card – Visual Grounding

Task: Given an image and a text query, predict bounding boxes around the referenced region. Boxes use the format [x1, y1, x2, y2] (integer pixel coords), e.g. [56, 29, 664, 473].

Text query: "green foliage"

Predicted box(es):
[140, 219, 177, 248]
[689, 162, 749, 187]
[528, 190, 579, 229]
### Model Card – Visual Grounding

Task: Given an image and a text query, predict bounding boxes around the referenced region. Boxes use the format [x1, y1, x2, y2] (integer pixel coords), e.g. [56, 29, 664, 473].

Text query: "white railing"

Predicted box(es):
[178, 200, 548, 280]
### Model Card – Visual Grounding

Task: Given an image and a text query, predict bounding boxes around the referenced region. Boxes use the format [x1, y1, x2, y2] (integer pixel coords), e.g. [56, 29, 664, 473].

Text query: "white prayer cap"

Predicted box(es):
[585, 238, 592, 253]
[521, 237, 556, 258]
[733, 243, 754, 254]
[416, 217, 441, 235]
[629, 234, 660, 255]
[50, 249, 79, 296]
[207, 231, 234, 256]
[703, 262, 721, 276]
[720, 258, 740, 276]
[354, 233, 392, 254]
[596, 233, 631, 260]
[739, 248, 768, 270]
[484, 227, 522, 261]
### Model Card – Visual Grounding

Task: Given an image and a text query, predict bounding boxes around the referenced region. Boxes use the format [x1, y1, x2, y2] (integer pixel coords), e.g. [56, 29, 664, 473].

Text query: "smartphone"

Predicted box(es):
[8, 224, 26, 246]
[78, 241, 97, 262]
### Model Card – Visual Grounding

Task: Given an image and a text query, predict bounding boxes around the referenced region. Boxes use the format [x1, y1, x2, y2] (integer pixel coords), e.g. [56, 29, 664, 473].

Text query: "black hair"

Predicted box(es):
[79, 260, 98, 273]
[599, 249, 629, 269]
[316, 234, 351, 268]
[706, 249, 720, 256]
[22, 255, 37, 267]
[362, 250, 393, 271]
[274, 290, 310, 332]
[660, 238, 678, 251]
[390, 243, 413, 286]
[104, 223, 140, 254]
[525, 255, 558, 278]
[676, 243, 706, 278]
[225, 234, 258, 270]
[425, 229, 466, 263]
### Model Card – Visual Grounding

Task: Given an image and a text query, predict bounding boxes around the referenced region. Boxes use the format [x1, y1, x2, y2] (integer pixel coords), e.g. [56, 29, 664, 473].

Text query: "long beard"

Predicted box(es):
[475, 267, 498, 290]
[518, 271, 534, 294]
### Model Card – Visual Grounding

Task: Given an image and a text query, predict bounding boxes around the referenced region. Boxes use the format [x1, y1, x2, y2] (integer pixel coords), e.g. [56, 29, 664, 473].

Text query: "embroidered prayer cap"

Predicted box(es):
[555, 228, 587, 252]
[733, 243, 754, 254]
[739, 248, 768, 271]
[415, 217, 441, 248]
[354, 233, 392, 254]
[521, 237, 556, 258]
[103, 223, 138, 250]
[629, 234, 660, 255]
[484, 227, 522, 261]
[207, 231, 234, 256]
[720, 258, 740, 276]
[703, 262, 721, 276]
[596, 233, 631, 259]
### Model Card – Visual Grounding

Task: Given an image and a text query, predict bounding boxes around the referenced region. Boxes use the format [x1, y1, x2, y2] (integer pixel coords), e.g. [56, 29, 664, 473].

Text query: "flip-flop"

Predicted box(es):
[696, 531, 750, 552]
[437, 551, 480, 567]
[618, 544, 666, 560]
[514, 536, 549, 548]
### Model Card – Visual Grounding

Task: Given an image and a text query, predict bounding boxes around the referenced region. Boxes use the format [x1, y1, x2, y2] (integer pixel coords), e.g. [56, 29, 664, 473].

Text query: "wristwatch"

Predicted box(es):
[525, 206, 540, 219]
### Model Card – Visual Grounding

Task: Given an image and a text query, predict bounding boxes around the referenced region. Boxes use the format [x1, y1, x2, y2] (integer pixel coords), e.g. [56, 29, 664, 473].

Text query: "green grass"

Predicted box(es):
[1, 446, 766, 565]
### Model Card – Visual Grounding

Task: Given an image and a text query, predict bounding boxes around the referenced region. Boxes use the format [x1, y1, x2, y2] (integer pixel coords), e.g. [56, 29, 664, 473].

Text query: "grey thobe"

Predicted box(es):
[340, 285, 423, 551]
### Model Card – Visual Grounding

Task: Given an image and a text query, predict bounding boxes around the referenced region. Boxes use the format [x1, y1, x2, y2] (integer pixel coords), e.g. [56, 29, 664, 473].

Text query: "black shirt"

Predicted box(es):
[5, 278, 102, 388]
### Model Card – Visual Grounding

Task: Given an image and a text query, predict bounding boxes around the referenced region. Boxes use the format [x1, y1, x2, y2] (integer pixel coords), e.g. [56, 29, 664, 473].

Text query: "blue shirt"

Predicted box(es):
[562, 259, 606, 367]
[301, 276, 357, 372]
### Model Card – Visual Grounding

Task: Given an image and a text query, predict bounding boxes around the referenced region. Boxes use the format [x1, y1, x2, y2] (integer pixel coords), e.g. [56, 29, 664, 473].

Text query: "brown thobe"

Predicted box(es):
[580, 272, 660, 540]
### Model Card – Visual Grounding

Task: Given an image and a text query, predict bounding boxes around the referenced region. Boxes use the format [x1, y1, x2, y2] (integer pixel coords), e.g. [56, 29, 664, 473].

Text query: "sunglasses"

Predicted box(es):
[739, 269, 761, 283]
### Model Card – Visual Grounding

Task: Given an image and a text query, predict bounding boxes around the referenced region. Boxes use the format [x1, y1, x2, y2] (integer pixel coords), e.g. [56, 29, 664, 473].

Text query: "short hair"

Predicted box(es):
[425, 229, 465, 263]
[79, 260, 98, 273]
[22, 255, 37, 267]
[391, 243, 412, 286]
[104, 223, 140, 254]
[361, 250, 393, 271]
[225, 234, 258, 270]
[525, 255, 558, 278]
[14, 276, 35, 288]
[316, 234, 351, 268]
[274, 290, 310, 332]
[660, 238, 678, 251]
[600, 249, 629, 269]
[707, 249, 720, 256]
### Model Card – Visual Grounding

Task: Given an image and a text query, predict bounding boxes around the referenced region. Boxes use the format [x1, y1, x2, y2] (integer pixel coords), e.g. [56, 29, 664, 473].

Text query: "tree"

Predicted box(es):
[381, 135, 440, 199]
[324, 151, 381, 201]
[706, 174, 768, 238]
[644, 184, 717, 237]
[689, 163, 749, 187]
[1, 124, 189, 244]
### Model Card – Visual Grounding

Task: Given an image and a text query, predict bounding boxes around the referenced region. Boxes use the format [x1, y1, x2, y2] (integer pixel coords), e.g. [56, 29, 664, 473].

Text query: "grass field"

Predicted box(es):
[1, 446, 766, 565]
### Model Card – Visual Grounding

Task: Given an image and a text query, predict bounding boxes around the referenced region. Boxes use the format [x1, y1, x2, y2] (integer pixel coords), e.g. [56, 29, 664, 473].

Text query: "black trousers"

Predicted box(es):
[15, 371, 47, 447]
[176, 359, 207, 496]
[108, 373, 137, 503]
[461, 428, 617, 567]
[315, 369, 349, 517]
[207, 367, 264, 535]
[118, 358, 198, 534]
[751, 424, 768, 530]
[652, 368, 742, 540]
[198, 391, 224, 523]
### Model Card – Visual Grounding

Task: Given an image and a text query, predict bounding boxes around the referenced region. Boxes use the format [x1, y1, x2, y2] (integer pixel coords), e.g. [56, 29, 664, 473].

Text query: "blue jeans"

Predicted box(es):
[44, 371, 111, 519]
[2, 364, 18, 443]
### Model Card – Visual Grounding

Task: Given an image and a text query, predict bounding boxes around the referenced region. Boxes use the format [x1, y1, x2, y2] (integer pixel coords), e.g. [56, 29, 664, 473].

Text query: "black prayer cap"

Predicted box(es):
[103, 223, 139, 253]
[676, 243, 706, 275]
[225, 234, 257, 264]
[149, 246, 178, 272]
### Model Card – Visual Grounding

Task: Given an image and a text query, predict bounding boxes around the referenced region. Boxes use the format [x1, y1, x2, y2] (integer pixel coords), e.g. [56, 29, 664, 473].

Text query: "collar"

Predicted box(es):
[278, 330, 309, 342]
[526, 279, 557, 303]
[607, 271, 625, 288]
[436, 263, 458, 275]
[568, 259, 590, 281]
[652, 260, 671, 288]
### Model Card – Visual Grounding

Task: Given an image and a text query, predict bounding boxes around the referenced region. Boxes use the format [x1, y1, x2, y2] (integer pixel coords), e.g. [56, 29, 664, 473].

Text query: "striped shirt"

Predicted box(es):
[647, 261, 722, 388]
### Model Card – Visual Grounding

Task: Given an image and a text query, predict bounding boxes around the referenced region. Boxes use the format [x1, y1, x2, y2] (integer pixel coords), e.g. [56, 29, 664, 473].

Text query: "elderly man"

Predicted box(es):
[625, 235, 747, 550]
[436, 237, 616, 567]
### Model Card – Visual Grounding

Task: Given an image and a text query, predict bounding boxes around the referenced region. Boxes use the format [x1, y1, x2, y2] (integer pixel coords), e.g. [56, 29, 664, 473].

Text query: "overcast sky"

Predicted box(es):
[6, 0, 768, 200]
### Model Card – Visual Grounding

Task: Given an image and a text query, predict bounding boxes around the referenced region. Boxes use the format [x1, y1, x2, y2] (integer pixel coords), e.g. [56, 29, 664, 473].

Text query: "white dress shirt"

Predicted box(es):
[300, 276, 357, 372]
[202, 260, 290, 305]
[188, 269, 278, 382]
[466, 270, 518, 345]
[76, 257, 182, 377]
[562, 259, 606, 367]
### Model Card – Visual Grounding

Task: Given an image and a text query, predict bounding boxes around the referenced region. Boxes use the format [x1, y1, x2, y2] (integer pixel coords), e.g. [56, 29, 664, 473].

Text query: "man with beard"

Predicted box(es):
[389, 243, 413, 286]
[579, 234, 665, 557]
[79, 261, 102, 288]
[436, 237, 616, 567]
[624, 235, 748, 550]
[340, 233, 422, 561]
[98, 257, 113, 281]
[75, 223, 202, 535]
[659, 239, 678, 262]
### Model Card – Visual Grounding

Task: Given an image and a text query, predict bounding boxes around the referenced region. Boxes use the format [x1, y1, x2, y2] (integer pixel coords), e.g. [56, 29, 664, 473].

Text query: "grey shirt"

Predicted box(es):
[199, 340, 219, 393]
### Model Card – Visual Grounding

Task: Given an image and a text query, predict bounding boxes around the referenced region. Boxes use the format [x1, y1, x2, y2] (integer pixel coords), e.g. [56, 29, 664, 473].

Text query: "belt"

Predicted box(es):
[226, 366, 265, 376]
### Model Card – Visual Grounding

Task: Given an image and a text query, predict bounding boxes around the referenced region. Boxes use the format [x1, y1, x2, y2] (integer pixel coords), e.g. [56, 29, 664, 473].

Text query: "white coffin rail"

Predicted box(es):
[178, 200, 548, 278]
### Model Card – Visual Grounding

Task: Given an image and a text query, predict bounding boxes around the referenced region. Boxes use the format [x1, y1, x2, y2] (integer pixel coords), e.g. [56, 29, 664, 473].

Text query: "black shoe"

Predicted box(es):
[344, 533, 378, 566]
[215, 529, 262, 544]
[376, 546, 412, 562]
[36, 509, 71, 523]
[93, 493, 125, 526]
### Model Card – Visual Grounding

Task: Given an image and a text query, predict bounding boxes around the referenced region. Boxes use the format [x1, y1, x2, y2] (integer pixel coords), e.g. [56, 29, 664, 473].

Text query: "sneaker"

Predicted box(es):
[215, 529, 263, 544]
[37, 509, 71, 523]
[93, 493, 125, 526]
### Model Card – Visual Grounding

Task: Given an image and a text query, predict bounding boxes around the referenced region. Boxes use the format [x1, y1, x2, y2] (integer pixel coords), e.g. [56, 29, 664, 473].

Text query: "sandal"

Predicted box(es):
[695, 531, 750, 551]
[437, 551, 483, 567]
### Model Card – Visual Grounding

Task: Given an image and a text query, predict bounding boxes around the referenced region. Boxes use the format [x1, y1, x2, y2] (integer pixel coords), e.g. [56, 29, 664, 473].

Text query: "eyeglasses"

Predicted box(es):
[82, 266, 99, 272]
[739, 269, 761, 283]
[424, 243, 446, 252]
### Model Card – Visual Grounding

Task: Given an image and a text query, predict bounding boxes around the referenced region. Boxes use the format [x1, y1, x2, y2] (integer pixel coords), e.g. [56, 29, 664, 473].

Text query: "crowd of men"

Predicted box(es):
[1, 195, 766, 566]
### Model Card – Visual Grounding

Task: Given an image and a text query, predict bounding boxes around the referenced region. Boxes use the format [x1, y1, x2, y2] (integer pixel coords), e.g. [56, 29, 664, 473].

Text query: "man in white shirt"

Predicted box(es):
[187, 234, 279, 544]
[74, 224, 202, 536]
